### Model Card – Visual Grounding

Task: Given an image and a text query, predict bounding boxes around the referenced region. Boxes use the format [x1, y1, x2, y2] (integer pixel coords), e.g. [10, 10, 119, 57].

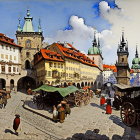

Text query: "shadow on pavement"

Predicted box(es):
[64, 129, 137, 140]
[5, 129, 15, 134]
[90, 103, 106, 111]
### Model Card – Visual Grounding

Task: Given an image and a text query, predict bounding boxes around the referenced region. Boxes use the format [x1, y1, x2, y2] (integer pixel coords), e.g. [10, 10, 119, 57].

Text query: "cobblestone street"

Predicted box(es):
[0, 92, 139, 140]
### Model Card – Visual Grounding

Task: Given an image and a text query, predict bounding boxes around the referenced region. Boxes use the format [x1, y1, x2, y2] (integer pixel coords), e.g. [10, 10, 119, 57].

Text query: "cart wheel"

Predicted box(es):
[120, 102, 136, 126]
[75, 95, 81, 107]
[37, 103, 44, 110]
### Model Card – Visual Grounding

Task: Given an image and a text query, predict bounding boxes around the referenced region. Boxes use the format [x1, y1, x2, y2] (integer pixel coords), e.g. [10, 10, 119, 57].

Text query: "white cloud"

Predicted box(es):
[46, 0, 140, 65]
[99, 0, 140, 65]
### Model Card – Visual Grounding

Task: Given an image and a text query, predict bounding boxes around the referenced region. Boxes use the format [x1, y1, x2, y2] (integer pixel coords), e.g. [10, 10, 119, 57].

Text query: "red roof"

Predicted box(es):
[53, 43, 100, 69]
[103, 64, 117, 72]
[0, 33, 22, 48]
[34, 49, 64, 65]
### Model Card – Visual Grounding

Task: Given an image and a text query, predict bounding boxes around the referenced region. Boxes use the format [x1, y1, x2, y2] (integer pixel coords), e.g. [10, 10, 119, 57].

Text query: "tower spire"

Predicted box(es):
[93, 31, 97, 47]
[17, 18, 22, 32]
[38, 18, 42, 33]
[135, 45, 138, 58]
[23, 9, 34, 32]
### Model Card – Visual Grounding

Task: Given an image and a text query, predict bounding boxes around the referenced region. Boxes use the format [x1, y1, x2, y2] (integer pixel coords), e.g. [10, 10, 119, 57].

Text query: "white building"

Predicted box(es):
[103, 65, 117, 84]
[0, 33, 22, 90]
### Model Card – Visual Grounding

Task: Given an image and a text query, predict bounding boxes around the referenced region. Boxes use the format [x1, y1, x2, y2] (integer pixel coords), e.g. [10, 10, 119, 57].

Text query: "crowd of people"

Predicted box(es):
[52, 101, 71, 123]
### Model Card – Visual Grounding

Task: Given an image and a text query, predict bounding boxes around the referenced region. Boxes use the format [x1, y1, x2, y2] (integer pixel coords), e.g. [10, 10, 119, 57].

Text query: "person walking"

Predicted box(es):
[58, 103, 65, 123]
[2, 93, 7, 109]
[65, 104, 71, 117]
[53, 105, 58, 122]
[13, 114, 20, 136]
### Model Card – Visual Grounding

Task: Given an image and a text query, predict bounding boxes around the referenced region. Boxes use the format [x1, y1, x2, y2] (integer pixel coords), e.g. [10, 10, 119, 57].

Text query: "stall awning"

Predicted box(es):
[33, 85, 79, 97]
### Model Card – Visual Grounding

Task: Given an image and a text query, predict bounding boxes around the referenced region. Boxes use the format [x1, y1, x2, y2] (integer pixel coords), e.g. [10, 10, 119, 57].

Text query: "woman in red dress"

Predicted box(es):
[13, 114, 20, 135]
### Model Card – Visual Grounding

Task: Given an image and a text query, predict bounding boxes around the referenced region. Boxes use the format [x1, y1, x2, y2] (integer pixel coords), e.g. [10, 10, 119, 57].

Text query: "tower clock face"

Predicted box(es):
[26, 39, 31, 48]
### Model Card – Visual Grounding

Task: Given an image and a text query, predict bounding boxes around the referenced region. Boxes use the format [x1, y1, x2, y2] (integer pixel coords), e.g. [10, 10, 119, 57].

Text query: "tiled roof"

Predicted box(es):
[103, 64, 117, 72]
[53, 43, 100, 69]
[0, 33, 22, 48]
[34, 49, 64, 65]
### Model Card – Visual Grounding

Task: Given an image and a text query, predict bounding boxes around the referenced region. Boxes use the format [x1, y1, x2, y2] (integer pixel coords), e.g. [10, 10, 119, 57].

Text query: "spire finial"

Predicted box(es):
[93, 31, 97, 47]
[17, 17, 22, 32]
[135, 44, 138, 58]
[38, 18, 42, 32]
[27, 9, 30, 17]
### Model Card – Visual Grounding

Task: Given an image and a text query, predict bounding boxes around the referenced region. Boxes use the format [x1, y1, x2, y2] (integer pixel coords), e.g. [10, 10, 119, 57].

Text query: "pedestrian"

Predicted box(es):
[106, 98, 112, 114]
[58, 103, 65, 123]
[113, 95, 121, 110]
[100, 96, 106, 106]
[13, 114, 20, 136]
[53, 105, 58, 122]
[65, 104, 71, 117]
[2, 93, 7, 109]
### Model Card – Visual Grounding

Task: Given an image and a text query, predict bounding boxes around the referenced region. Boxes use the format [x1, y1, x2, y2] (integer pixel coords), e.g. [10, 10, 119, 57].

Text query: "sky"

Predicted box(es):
[0, 0, 139, 66]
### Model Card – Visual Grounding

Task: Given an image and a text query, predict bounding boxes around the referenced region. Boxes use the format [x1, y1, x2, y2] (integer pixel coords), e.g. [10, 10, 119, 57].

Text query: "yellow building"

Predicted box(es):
[47, 42, 102, 88]
[34, 49, 65, 86]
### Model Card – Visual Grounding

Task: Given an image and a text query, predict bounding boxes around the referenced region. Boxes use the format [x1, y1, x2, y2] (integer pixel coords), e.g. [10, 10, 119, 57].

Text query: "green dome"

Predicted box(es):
[132, 58, 140, 64]
[88, 46, 101, 55]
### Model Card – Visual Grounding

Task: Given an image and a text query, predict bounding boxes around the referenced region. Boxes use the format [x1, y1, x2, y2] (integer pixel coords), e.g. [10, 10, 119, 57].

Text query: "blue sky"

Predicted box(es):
[1, 0, 132, 65]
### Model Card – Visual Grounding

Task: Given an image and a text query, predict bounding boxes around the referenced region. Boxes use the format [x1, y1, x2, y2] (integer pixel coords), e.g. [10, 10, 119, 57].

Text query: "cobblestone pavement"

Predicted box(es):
[0, 92, 139, 140]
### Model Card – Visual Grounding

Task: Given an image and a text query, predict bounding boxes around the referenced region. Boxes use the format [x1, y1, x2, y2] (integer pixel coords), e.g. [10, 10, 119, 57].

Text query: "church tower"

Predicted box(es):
[88, 32, 103, 70]
[116, 32, 130, 85]
[16, 9, 44, 69]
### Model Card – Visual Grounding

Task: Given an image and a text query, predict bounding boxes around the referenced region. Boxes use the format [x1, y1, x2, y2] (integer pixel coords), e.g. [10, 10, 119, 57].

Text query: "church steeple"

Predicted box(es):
[17, 18, 22, 32]
[135, 45, 138, 58]
[92, 32, 97, 47]
[23, 9, 34, 32]
[38, 18, 42, 33]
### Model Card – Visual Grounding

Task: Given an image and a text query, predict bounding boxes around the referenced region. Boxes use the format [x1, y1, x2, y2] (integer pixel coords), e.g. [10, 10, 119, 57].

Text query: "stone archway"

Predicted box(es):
[10, 79, 14, 90]
[73, 83, 76, 86]
[17, 76, 36, 93]
[77, 83, 81, 89]
[94, 81, 97, 90]
[64, 82, 67, 87]
[81, 82, 84, 87]
[0, 78, 6, 90]
[85, 82, 87, 86]
[25, 60, 31, 69]
[88, 82, 90, 86]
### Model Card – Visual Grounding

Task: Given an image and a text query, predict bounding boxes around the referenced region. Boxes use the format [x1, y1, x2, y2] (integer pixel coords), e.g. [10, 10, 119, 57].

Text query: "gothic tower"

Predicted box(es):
[116, 32, 130, 85]
[88, 32, 103, 70]
[16, 9, 44, 69]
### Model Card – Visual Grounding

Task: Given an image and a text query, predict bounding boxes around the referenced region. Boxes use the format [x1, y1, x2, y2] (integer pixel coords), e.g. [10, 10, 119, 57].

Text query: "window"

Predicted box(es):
[54, 63, 56, 68]
[10, 47, 12, 51]
[13, 67, 16, 72]
[25, 39, 31, 48]
[8, 67, 11, 73]
[122, 58, 124, 62]
[48, 71, 51, 77]
[13, 48, 15, 52]
[2, 45, 4, 49]
[14, 56, 16, 61]
[61, 64, 63, 68]
[1, 65, 5, 72]
[10, 55, 12, 60]
[26, 52, 30, 57]
[1, 54, 4, 59]
[6, 46, 8, 50]
[6, 55, 8, 59]
[58, 63, 60, 68]
[49, 62, 52, 67]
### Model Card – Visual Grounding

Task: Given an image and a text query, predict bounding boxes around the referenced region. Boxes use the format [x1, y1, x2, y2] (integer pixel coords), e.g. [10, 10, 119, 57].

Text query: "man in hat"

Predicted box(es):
[13, 114, 20, 135]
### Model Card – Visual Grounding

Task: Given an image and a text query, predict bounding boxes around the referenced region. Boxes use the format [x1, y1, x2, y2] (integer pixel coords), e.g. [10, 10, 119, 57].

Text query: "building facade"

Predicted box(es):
[116, 32, 130, 85]
[87, 32, 103, 71]
[41, 42, 102, 88]
[103, 64, 117, 85]
[15, 9, 44, 91]
[0, 33, 22, 90]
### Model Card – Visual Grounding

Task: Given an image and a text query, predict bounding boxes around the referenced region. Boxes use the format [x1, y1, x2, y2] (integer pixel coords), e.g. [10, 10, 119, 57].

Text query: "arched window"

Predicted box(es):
[25, 60, 31, 69]
[122, 58, 124, 62]
[25, 39, 31, 48]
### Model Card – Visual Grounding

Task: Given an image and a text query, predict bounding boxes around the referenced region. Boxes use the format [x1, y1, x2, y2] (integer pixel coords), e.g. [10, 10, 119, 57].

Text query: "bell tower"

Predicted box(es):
[116, 32, 130, 85]
[16, 9, 44, 69]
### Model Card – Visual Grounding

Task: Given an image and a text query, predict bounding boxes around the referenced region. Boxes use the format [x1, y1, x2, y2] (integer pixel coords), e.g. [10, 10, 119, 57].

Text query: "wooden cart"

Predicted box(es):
[114, 84, 140, 127]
